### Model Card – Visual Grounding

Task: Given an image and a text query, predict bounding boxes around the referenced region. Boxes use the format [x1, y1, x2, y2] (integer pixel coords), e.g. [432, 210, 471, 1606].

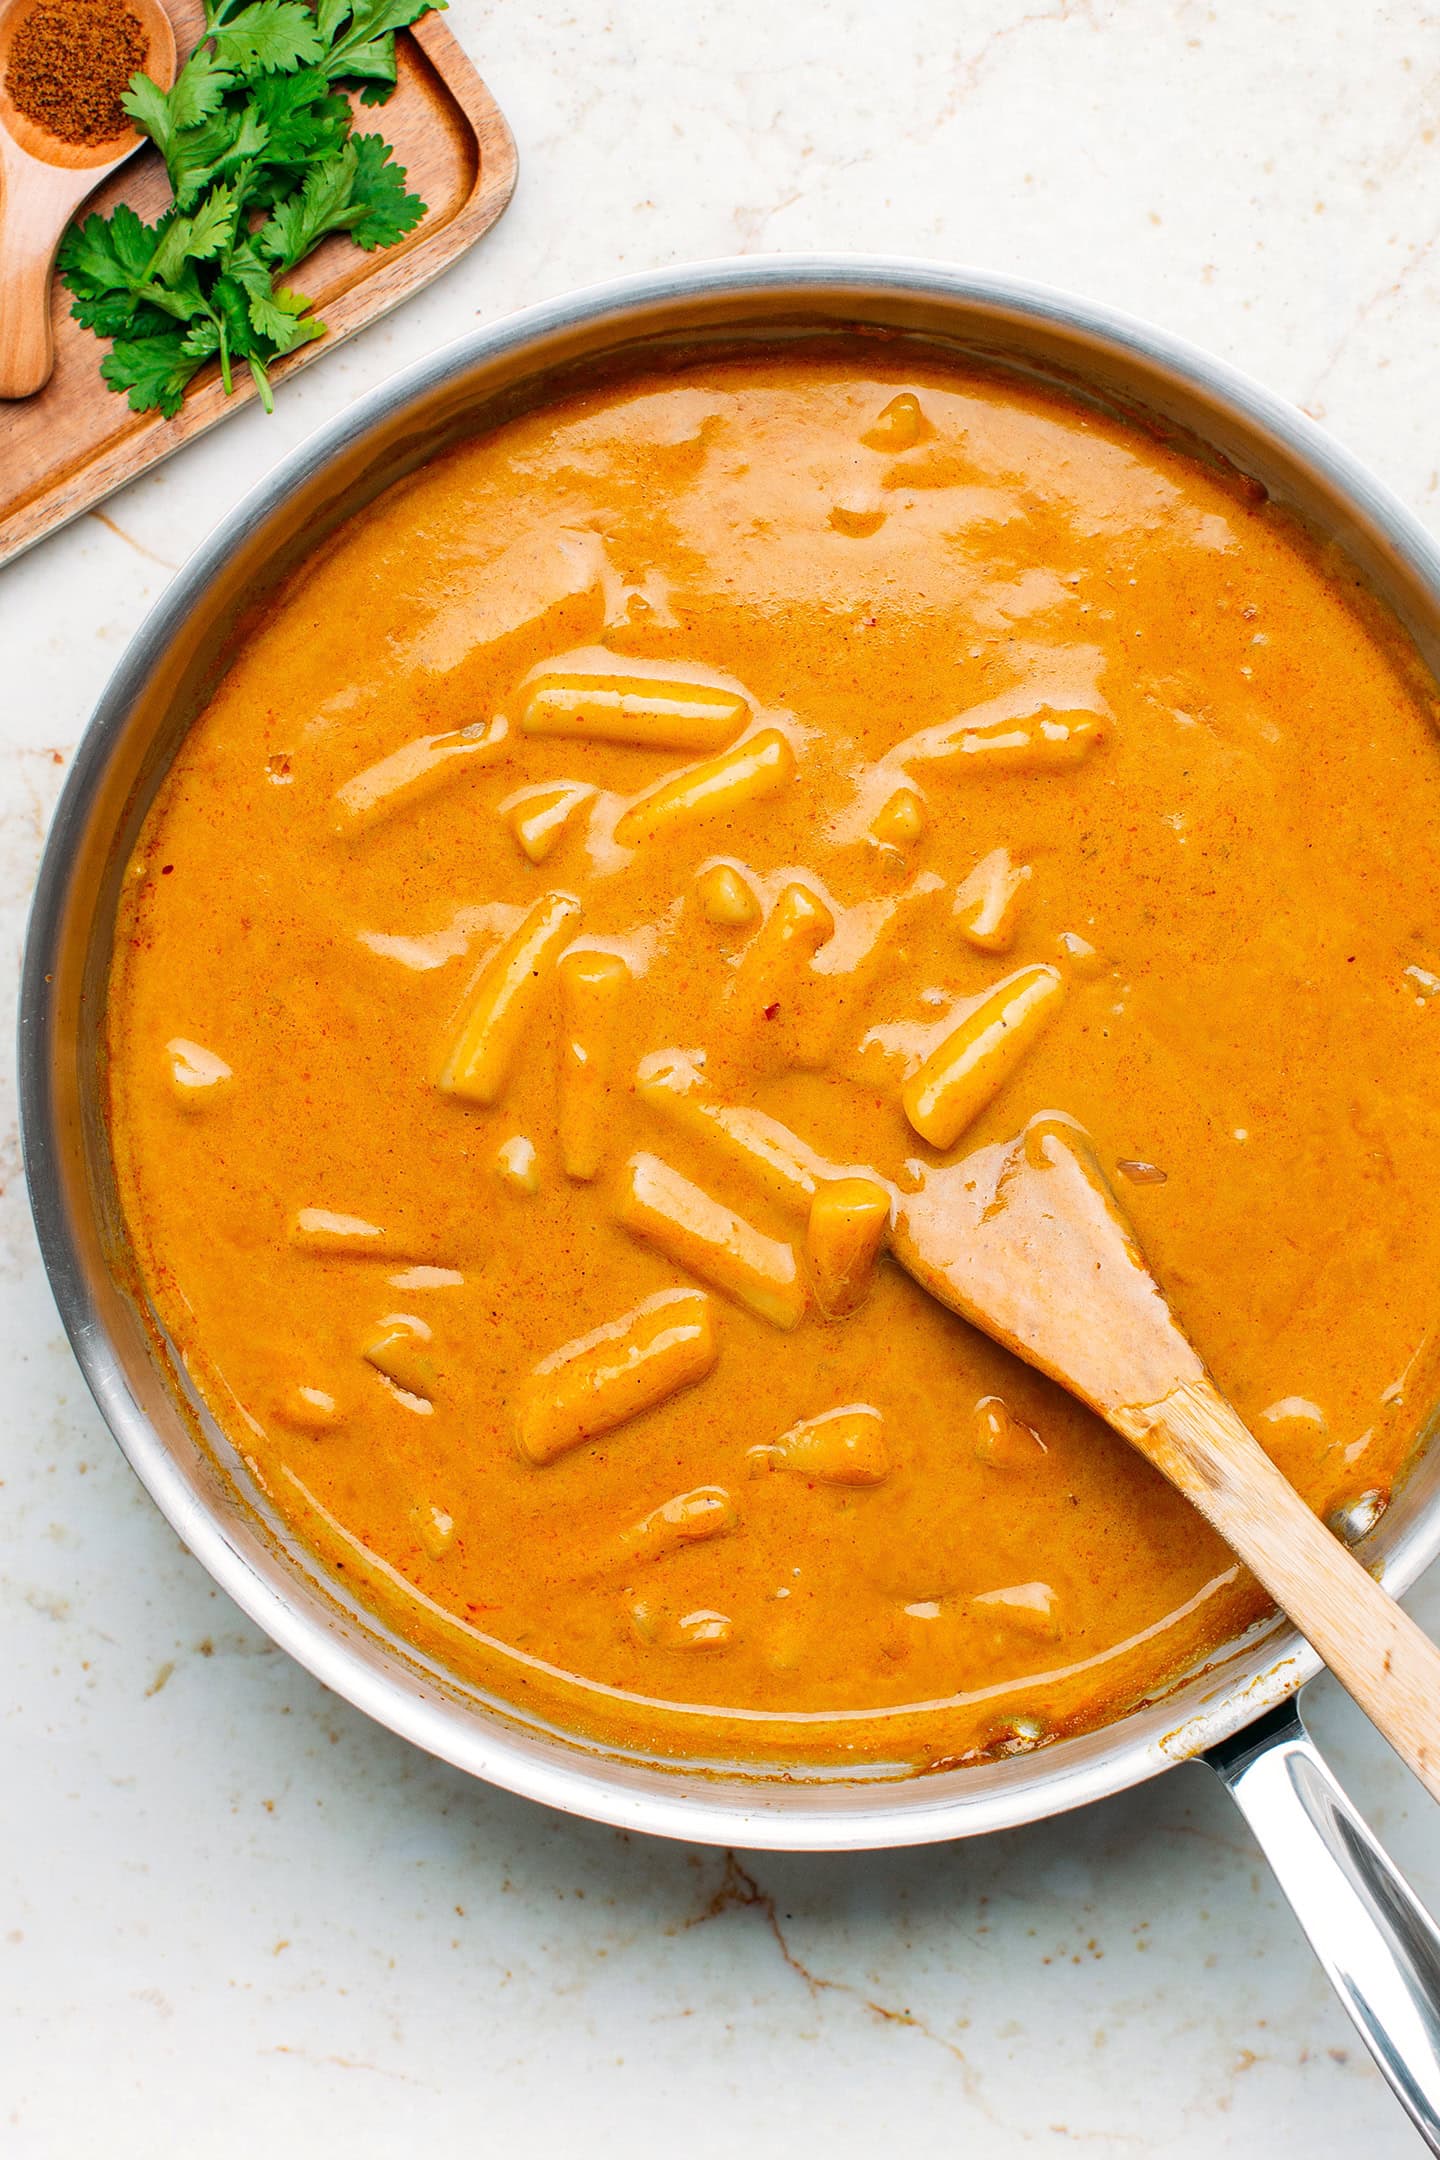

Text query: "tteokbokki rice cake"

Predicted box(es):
[106, 357, 1440, 1769]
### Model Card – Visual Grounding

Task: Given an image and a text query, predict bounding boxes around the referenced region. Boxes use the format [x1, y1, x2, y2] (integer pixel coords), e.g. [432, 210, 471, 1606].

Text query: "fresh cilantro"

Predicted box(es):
[167, 102, 271, 211]
[210, 2, 325, 80]
[117, 72, 178, 156]
[63, 201, 164, 294]
[59, 0, 441, 416]
[100, 330, 207, 420]
[248, 69, 349, 170]
[324, 0, 433, 98]
[257, 135, 364, 266]
[347, 131, 425, 248]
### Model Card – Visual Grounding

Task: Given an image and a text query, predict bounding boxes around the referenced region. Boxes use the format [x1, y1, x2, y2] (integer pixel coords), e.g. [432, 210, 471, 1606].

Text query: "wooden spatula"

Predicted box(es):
[890, 1110, 1440, 1802]
[0, 0, 176, 399]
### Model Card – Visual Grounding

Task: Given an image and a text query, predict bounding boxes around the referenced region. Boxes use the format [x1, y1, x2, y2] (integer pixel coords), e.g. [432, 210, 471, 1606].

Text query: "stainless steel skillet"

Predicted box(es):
[18, 257, 1440, 2144]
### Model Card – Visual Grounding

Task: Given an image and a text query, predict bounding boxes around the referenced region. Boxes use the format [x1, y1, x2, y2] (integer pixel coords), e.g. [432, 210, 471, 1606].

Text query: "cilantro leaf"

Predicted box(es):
[256, 140, 360, 267]
[333, 0, 440, 45]
[169, 102, 270, 209]
[224, 238, 321, 354]
[211, 2, 325, 78]
[247, 68, 348, 167]
[211, 272, 256, 365]
[167, 106, 242, 204]
[185, 180, 243, 266]
[70, 289, 173, 339]
[325, 0, 444, 100]
[145, 182, 238, 289]
[58, 202, 163, 296]
[100, 330, 205, 417]
[119, 71, 175, 156]
[171, 45, 234, 137]
[180, 318, 223, 361]
[253, 283, 325, 354]
[255, 134, 424, 263]
[68, 289, 138, 336]
[136, 211, 187, 288]
[334, 34, 399, 90]
[347, 133, 425, 250]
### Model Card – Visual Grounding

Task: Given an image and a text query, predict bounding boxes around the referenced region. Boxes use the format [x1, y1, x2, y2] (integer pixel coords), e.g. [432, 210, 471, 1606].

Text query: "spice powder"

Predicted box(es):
[5, 0, 148, 146]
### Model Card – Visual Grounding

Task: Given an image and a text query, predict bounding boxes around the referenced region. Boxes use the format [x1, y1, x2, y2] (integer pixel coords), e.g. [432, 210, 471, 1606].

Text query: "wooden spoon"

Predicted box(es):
[0, 0, 176, 399]
[890, 1110, 1440, 1801]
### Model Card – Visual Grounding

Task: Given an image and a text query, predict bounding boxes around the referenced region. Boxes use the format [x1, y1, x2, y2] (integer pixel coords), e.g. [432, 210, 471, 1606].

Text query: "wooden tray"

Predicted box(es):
[0, 2, 516, 567]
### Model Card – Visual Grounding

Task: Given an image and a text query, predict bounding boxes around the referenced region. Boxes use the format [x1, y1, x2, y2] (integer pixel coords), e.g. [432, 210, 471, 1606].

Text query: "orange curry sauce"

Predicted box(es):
[106, 359, 1440, 1771]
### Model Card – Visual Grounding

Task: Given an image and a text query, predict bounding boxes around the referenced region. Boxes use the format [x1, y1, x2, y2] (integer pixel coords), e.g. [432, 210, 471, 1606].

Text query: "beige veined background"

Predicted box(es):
[3, 3, 1438, 2153]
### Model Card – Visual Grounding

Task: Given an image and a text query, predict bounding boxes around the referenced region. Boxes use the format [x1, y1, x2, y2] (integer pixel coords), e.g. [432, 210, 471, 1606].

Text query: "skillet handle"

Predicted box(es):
[1208, 1699, 1440, 2151]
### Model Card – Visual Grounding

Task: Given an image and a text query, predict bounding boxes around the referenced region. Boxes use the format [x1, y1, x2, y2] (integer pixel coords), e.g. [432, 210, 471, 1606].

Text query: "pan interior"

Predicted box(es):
[26, 262, 1440, 1846]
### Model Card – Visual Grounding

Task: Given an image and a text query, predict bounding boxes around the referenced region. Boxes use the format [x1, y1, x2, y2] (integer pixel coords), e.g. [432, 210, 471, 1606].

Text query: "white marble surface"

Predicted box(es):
[5, 1, 1440, 2150]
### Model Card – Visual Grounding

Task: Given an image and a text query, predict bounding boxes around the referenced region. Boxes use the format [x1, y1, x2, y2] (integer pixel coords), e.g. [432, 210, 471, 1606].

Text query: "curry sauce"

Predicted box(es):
[105, 358, 1440, 1770]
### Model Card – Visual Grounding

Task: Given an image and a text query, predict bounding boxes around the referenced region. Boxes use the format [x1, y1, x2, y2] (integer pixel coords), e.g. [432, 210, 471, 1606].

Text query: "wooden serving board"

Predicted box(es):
[0, 2, 516, 567]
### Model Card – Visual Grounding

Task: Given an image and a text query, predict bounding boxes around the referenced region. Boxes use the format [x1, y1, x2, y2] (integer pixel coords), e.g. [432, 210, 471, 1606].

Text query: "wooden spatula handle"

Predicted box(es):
[1114, 1377, 1440, 1804]
[0, 166, 63, 398]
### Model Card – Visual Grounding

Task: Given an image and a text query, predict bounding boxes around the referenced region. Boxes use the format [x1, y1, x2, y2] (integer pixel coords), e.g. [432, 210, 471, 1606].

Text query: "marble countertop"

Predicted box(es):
[6, 1, 1440, 2151]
